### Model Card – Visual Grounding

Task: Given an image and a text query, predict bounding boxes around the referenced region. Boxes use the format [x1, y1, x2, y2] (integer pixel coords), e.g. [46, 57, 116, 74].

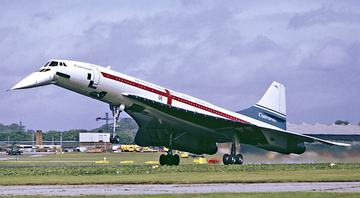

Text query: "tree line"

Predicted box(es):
[0, 118, 138, 144]
[1, 119, 356, 143]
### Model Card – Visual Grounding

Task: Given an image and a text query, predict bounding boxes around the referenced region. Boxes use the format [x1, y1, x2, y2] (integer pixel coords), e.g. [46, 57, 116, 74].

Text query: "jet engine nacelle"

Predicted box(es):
[256, 138, 306, 155]
[173, 139, 218, 155]
[285, 140, 306, 154]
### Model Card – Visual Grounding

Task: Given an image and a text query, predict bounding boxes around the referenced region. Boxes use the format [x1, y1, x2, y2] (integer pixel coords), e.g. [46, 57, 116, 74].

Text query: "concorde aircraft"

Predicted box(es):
[11, 60, 349, 165]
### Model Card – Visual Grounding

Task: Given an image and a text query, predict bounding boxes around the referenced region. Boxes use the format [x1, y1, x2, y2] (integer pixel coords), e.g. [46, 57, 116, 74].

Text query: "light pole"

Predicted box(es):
[96, 112, 121, 144]
[96, 113, 111, 132]
[60, 131, 63, 152]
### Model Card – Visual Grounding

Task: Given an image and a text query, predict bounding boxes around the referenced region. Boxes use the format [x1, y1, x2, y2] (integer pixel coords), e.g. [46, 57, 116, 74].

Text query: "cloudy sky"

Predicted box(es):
[1, 0, 359, 132]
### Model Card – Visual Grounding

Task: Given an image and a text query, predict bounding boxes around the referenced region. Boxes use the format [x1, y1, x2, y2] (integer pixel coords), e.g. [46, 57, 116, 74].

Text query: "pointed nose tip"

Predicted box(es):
[11, 71, 55, 90]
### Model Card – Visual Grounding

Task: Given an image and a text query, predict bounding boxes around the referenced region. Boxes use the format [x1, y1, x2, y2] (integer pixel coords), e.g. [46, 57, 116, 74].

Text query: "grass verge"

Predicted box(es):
[0, 163, 359, 185]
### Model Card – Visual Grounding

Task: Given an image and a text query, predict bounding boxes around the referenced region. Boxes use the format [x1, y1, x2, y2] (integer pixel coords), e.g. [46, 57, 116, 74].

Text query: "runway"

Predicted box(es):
[1, 182, 359, 196]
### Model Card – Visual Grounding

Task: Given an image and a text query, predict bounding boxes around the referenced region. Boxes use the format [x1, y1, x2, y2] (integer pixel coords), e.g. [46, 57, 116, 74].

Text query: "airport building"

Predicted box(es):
[287, 123, 360, 143]
[79, 133, 112, 152]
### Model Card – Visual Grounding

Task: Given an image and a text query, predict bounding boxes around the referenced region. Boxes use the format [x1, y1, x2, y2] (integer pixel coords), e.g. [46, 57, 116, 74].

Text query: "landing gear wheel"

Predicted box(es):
[159, 132, 182, 166]
[173, 154, 180, 166]
[223, 154, 230, 165]
[223, 154, 243, 165]
[110, 135, 120, 144]
[235, 154, 243, 164]
[160, 154, 167, 166]
[229, 154, 236, 164]
[159, 154, 180, 166]
[165, 155, 174, 166]
[223, 132, 244, 165]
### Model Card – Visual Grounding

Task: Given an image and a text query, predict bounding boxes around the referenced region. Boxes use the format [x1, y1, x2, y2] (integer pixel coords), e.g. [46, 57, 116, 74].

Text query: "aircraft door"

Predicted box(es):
[91, 65, 100, 85]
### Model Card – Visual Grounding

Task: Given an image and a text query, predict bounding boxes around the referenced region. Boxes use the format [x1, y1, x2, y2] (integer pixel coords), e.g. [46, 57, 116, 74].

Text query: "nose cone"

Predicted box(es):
[11, 71, 55, 90]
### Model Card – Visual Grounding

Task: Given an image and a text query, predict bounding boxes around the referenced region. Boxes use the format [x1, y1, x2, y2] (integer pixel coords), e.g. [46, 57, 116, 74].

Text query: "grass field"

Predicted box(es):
[1, 152, 359, 197]
[1, 152, 188, 165]
[0, 152, 359, 186]
[2, 150, 358, 166]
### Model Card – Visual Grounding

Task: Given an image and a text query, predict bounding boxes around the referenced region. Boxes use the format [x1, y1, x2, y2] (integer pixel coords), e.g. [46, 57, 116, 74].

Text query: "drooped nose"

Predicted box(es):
[11, 70, 55, 90]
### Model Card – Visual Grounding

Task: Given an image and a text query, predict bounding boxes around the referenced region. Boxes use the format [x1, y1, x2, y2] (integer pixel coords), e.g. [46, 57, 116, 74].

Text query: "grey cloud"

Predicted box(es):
[32, 12, 55, 22]
[2, 1, 360, 131]
[289, 5, 360, 29]
[296, 39, 354, 71]
[73, 5, 241, 85]
[230, 35, 280, 55]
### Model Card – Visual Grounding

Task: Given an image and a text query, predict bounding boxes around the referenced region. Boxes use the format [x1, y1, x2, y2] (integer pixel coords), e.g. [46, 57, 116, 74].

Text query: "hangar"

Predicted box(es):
[287, 123, 360, 143]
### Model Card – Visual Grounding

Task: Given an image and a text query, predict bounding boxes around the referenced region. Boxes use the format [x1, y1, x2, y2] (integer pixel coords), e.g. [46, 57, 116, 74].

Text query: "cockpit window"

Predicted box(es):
[43, 61, 66, 67]
[44, 61, 50, 67]
[49, 61, 58, 66]
[39, 68, 51, 72]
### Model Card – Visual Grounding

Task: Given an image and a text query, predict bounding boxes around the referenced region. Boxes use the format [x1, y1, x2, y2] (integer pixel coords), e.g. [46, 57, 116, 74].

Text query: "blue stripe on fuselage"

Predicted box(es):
[237, 106, 286, 130]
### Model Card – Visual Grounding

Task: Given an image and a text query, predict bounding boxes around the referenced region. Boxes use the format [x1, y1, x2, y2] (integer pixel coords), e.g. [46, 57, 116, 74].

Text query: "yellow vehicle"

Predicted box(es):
[181, 153, 189, 158]
[133, 145, 141, 152]
[142, 147, 151, 152]
[120, 144, 141, 152]
[120, 145, 135, 152]
[141, 147, 158, 152]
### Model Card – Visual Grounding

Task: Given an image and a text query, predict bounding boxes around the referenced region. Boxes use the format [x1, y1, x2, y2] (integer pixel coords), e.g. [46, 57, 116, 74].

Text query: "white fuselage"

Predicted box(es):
[11, 60, 350, 157]
[12, 60, 282, 131]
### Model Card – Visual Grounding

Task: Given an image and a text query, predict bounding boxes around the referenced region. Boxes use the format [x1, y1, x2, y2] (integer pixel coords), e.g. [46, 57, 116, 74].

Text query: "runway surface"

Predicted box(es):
[1, 182, 359, 196]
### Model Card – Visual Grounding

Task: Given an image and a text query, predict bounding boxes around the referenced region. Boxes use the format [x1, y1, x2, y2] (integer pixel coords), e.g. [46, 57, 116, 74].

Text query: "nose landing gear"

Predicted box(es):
[109, 104, 125, 144]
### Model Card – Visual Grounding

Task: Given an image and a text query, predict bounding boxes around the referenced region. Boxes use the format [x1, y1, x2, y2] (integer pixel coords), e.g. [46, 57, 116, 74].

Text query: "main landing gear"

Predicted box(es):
[109, 104, 125, 144]
[159, 153, 180, 166]
[223, 133, 244, 165]
[159, 132, 181, 166]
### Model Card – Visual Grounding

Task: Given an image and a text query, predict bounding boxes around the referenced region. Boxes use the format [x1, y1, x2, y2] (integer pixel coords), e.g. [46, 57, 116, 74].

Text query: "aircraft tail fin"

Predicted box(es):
[237, 81, 287, 130]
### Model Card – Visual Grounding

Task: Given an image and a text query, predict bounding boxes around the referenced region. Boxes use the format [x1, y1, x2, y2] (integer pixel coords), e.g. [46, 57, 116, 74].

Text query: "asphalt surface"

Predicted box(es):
[0, 151, 55, 161]
[0, 182, 359, 196]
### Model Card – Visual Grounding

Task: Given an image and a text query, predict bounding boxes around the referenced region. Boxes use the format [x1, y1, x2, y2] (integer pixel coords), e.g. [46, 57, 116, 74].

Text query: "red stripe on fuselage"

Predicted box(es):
[101, 72, 249, 123]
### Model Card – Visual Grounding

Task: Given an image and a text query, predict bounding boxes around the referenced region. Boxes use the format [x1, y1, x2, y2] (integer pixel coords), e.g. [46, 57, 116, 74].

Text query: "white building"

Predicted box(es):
[79, 133, 110, 143]
[79, 133, 112, 152]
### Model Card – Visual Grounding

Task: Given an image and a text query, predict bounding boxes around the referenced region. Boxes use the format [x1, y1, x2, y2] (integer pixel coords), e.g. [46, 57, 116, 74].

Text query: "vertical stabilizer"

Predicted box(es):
[257, 81, 286, 116]
[237, 81, 286, 130]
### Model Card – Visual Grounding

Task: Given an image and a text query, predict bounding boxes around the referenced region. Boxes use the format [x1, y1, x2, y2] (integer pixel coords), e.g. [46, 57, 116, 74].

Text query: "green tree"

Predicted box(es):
[334, 120, 349, 125]
[8, 123, 21, 130]
[118, 118, 138, 137]
[26, 129, 35, 138]
[62, 129, 86, 141]
[117, 131, 134, 144]
[0, 133, 9, 141]
[9, 130, 31, 141]
[0, 124, 10, 133]
[43, 130, 61, 141]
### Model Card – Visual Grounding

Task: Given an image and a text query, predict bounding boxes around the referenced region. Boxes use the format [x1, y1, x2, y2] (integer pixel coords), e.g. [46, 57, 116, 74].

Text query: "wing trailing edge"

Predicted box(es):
[282, 129, 351, 147]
